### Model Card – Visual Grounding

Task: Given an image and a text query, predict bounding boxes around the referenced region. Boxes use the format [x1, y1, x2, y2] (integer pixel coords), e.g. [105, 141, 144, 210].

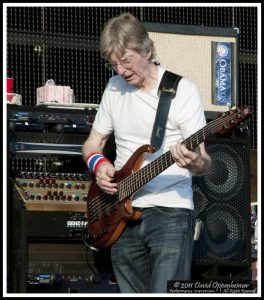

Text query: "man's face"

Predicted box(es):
[109, 49, 151, 89]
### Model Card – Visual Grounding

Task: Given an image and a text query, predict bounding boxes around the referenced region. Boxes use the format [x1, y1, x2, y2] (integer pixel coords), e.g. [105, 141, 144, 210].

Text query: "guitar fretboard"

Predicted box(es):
[117, 108, 246, 200]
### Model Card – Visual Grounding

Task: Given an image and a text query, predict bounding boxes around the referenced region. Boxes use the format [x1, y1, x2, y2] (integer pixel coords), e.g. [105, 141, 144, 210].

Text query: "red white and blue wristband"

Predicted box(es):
[85, 152, 110, 174]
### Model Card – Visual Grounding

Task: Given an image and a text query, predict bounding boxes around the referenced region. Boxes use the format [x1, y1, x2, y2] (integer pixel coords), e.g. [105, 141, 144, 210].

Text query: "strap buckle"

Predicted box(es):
[158, 87, 176, 97]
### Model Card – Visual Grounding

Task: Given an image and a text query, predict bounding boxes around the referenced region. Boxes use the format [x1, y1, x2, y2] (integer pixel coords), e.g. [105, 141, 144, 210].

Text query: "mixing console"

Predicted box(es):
[14, 171, 93, 212]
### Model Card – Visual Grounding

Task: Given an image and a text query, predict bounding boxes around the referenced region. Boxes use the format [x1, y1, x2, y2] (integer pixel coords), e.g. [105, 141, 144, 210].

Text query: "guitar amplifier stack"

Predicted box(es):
[7, 105, 117, 293]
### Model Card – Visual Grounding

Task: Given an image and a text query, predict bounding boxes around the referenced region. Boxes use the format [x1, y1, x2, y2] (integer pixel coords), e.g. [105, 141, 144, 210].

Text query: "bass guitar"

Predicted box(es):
[86, 107, 251, 249]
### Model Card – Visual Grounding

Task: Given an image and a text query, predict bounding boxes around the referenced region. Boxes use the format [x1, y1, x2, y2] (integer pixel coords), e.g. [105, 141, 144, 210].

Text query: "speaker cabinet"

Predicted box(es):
[144, 22, 239, 112]
[192, 132, 251, 280]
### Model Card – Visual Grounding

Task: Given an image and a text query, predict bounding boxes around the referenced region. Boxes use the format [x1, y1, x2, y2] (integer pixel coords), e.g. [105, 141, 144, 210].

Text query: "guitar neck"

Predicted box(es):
[117, 109, 243, 200]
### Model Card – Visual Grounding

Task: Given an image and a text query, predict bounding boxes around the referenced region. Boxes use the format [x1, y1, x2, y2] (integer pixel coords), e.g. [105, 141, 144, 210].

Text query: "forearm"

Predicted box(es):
[82, 129, 117, 194]
[82, 129, 113, 174]
[82, 139, 104, 161]
[81, 128, 109, 161]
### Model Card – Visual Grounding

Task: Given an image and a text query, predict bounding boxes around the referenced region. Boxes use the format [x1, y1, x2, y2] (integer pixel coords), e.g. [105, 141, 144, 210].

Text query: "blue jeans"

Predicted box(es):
[111, 207, 194, 293]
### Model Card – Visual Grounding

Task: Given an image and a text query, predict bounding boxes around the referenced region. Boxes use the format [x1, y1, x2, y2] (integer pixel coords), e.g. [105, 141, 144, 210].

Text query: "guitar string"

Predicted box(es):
[118, 109, 246, 197]
[88, 113, 243, 221]
[88, 110, 246, 221]
[88, 151, 175, 222]
[88, 151, 178, 222]
[88, 110, 244, 221]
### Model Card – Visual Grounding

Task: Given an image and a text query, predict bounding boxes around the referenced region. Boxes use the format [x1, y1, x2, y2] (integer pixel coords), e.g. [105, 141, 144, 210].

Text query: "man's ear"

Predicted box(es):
[146, 50, 152, 60]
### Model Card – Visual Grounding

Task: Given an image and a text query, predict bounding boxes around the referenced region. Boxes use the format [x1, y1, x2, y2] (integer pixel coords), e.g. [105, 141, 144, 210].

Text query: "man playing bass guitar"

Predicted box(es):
[82, 12, 212, 293]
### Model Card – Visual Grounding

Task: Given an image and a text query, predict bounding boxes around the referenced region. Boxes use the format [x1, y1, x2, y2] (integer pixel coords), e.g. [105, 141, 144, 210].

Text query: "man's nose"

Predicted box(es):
[115, 64, 126, 75]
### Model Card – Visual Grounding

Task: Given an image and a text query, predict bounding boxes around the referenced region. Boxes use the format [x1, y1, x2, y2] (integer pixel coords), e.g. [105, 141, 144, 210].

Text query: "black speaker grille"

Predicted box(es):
[198, 203, 245, 261]
[198, 142, 246, 201]
[192, 134, 251, 264]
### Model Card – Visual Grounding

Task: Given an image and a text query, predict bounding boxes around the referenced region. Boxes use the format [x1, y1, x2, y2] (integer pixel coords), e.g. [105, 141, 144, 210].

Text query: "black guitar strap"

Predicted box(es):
[151, 70, 182, 152]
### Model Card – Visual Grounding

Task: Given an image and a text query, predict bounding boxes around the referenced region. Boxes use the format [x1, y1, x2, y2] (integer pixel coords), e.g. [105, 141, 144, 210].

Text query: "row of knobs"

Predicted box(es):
[24, 191, 88, 201]
[19, 172, 88, 181]
[21, 180, 86, 189]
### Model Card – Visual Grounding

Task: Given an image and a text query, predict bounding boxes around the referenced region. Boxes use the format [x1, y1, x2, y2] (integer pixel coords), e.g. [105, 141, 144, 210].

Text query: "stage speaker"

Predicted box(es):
[144, 22, 239, 113]
[192, 131, 251, 280]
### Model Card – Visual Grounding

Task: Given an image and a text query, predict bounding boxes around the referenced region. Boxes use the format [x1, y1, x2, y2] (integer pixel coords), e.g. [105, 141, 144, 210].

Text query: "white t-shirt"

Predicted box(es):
[93, 66, 206, 209]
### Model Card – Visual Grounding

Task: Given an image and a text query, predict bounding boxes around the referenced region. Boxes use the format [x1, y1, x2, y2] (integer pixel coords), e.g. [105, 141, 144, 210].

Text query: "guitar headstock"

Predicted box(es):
[216, 106, 251, 135]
